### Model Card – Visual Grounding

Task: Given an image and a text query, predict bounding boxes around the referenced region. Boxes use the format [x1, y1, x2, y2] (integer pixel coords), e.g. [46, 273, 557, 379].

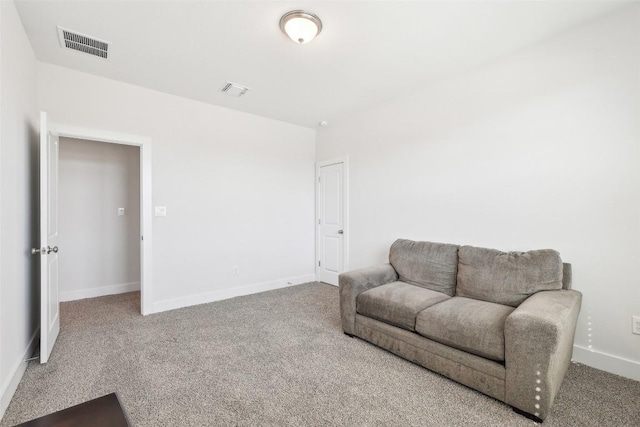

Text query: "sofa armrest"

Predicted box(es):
[504, 289, 582, 420]
[339, 264, 398, 335]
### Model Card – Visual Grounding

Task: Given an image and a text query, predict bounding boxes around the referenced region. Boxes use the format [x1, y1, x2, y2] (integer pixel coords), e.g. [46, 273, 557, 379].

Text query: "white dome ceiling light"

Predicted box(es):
[279, 10, 322, 44]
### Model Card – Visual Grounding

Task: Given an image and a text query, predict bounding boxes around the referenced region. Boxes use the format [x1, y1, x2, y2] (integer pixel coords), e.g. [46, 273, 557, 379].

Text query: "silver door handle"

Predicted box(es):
[31, 247, 44, 255]
[338, 230, 344, 234]
[46, 246, 59, 254]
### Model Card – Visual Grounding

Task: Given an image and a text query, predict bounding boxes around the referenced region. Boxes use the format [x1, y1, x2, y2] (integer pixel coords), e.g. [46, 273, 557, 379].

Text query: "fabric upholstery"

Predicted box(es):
[340, 239, 582, 421]
[357, 281, 450, 331]
[562, 263, 572, 290]
[457, 246, 563, 307]
[389, 239, 459, 296]
[355, 314, 506, 401]
[415, 297, 514, 362]
[504, 289, 582, 420]
[339, 264, 398, 335]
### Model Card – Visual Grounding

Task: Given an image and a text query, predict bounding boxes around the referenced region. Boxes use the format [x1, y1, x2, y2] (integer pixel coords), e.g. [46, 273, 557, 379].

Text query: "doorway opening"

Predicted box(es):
[53, 123, 153, 315]
[38, 113, 153, 363]
[58, 137, 141, 304]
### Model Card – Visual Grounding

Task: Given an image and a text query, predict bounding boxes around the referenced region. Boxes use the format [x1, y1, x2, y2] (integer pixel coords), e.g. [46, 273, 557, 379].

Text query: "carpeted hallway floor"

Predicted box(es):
[1, 282, 639, 426]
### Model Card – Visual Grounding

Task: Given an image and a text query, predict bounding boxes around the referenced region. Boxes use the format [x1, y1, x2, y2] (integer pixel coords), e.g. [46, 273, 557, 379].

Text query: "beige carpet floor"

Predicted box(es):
[1, 283, 639, 426]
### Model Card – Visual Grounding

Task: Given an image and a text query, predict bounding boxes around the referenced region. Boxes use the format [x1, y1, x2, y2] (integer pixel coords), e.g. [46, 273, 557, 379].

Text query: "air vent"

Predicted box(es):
[57, 26, 110, 59]
[219, 82, 250, 97]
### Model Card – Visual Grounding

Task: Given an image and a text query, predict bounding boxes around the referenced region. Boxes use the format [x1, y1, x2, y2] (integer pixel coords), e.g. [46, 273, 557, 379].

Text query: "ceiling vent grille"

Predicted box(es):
[57, 26, 110, 59]
[219, 82, 250, 97]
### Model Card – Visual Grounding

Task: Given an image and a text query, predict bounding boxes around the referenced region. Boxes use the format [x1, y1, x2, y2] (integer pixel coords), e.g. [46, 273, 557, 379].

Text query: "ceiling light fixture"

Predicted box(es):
[279, 10, 322, 44]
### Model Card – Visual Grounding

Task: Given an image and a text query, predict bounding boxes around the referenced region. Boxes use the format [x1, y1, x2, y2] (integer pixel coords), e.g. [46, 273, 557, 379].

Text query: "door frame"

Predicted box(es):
[54, 123, 153, 315]
[315, 156, 349, 284]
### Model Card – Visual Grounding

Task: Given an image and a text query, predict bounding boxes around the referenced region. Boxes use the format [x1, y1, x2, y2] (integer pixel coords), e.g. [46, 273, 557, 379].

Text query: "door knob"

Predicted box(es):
[31, 247, 44, 255]
[338, 230, 344, 234]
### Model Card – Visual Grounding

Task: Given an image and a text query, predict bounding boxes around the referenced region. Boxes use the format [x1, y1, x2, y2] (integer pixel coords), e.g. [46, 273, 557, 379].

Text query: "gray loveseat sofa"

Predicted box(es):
[339, 239, 582, 421]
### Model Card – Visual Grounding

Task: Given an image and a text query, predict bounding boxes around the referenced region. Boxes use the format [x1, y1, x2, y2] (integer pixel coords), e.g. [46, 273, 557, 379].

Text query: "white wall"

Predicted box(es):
[58, 137, 140, 301]
[39, 63, 317, 312]
[0, 0, 39, 418]
[317, 5, 640, 380]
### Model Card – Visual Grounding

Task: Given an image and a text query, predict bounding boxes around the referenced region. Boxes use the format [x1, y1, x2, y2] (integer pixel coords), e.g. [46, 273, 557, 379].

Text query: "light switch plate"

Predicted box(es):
[154, 206, 167, 217]
[117, 207, 125, 216]
[633, 316, 640, 335]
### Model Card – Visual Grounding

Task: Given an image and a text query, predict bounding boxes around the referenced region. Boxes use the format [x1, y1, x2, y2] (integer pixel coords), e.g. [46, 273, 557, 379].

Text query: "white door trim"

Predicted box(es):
[316, 156, 349, 284]
[54, 123, 153, 315]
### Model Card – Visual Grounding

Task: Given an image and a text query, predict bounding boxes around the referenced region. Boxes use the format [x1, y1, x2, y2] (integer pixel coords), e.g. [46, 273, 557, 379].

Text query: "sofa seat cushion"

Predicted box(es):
[457, 246, 563, 307]
[357, 281, 450, 331]
[389, 239, 460, 296]
[415, 297, 514, 362]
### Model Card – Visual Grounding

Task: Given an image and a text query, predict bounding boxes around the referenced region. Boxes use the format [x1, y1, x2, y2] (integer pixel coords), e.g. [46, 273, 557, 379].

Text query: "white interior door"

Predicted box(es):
[38, 112, 60, 363]
[317, 162, 345, 286]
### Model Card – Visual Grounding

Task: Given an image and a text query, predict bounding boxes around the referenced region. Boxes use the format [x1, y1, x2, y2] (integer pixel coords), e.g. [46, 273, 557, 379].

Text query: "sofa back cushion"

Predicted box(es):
[389, 239, 459, 296]
[456, 246, 563, 307]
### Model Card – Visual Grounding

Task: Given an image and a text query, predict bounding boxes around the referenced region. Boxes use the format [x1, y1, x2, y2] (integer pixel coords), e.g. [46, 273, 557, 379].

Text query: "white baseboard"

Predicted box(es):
[573, 345, 640, 381]
[152, 273, 317, 314]
[0, 328, 39, 420]
[59, 282, 140, 302]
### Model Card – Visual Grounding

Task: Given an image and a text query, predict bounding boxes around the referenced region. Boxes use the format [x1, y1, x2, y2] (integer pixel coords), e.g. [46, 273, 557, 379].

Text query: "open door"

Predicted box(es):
[35, 112, 60, 363]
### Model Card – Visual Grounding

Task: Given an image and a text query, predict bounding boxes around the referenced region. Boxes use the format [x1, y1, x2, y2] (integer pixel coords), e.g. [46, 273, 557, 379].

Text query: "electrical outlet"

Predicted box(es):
[233, 266, 239, 276]
[633, 316, 640, 335]
[117, 207, 125, 216]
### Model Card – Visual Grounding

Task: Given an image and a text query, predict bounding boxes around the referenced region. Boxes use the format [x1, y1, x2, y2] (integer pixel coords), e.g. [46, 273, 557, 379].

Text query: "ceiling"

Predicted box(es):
[15, 1, 631, 129]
